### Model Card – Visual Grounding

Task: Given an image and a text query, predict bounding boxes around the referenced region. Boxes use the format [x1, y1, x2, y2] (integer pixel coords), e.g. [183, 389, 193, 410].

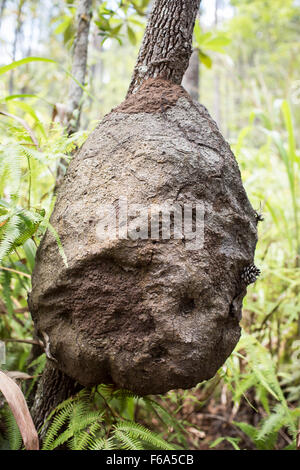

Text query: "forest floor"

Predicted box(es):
[152, 388, 292, 451]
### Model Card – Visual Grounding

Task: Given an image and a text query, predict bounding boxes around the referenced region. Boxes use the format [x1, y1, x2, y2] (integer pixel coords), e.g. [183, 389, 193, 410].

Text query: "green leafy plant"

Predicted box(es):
[193, 20, 231, 68]
[42, 387, 179, 451]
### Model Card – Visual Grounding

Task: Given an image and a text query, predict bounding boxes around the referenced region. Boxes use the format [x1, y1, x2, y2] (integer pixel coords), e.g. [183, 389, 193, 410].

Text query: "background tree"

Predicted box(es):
[55, 0, 93, 186]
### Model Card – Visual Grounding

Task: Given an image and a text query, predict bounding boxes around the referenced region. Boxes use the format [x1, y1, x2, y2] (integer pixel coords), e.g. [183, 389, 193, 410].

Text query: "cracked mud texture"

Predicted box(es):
[29, 78, 258, 395]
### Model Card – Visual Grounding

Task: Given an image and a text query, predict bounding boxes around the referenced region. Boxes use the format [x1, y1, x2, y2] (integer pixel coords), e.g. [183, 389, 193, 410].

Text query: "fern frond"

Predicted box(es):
[113, 421, 175, 450]
[0, 215, 21, 262]
[88, 437, 116, 450]
[71, 420, 104, 450]
[42, 402, 73, 450]
[4, 409, 22, 450]
[114, 429, 144, 450]
[257, 403, 290, 441]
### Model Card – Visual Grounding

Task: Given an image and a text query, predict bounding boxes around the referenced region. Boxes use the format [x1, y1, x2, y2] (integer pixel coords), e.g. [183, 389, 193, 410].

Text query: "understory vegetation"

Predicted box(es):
[0, 0, 299, 450]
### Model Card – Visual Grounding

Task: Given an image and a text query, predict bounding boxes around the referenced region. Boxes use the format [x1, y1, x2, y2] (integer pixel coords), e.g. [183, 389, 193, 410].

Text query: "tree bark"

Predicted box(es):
[66, 0, 92, 135]
[56, 0, 92, 187]
[127, 0, 201, 96]
[213, 0, 222, 128]
[182, 49, 200, 101]
[31, 361, 82, 436]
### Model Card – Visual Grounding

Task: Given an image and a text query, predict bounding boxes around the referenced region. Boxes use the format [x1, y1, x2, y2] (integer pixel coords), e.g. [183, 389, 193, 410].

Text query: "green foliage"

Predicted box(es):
[42, 387, 177, 451]
[193, 20, 231, 69]
[0, 126, 81, 269]
[3, 410, 22, 451]
[93, 0, 149, 46]
[210, 436, 241, 450]
[222, 334, 299, 449]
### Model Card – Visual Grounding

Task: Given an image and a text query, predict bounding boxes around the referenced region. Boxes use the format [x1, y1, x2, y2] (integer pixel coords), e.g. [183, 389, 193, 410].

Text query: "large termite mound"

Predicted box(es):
[29, 78, 258, 395]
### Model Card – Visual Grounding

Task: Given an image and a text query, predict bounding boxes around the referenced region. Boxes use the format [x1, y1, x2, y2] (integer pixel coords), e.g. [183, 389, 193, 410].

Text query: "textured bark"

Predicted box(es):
[66, 0, 92, 135]
[30, 361, 81, 434]
[127, 0, 201, 96]
[182, 49, 200, 101]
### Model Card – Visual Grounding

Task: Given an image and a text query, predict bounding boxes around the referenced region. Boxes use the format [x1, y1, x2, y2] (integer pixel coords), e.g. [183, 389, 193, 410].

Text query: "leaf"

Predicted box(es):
[5, 371, 33, 380]
[43, 221, 68, 267]
[0, 370, 39, 450]
[54, 17, 72, 35]
[0, 58, 95, 101]
[127, 25, 137, 45]
[0, 110, 40, 148]
[198, 50, 212, 69]
[23, 239, 37, 272]
[4, 410, 22, 450]
[193, 20, 203, 44]
[210, 436, 240, 450]
[0, 57, 56, 76]
[95, 17, 111, 32]
[203, 35, 231, 52]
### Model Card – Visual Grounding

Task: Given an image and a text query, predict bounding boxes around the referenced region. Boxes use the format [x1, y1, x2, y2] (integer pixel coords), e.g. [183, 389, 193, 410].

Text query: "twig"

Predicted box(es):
[4, 338, 42, 346]
[14, 307, 29, 314]
[278, 429, 292, 446]
[12, 314, 25, 328]
[0, 266, 31, 278]
[96, 389, 122, 421]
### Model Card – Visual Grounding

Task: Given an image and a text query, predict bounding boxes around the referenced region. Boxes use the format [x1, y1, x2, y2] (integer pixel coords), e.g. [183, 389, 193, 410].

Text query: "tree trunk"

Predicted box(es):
[213, 0, 222, 128]
[31, 361, 82, 435]
[182, 6, 201, 101]
[56, 0, 92, 187]
[9, 0, 25, 94]
[182, 49, 200, 101]
[0, 0, 7, 30]
[127, 0, 201, 96]
[66, 0, 92, 135]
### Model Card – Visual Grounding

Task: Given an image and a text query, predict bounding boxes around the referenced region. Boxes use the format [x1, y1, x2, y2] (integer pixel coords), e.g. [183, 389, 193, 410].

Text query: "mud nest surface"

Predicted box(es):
[29, 78, 258, 395]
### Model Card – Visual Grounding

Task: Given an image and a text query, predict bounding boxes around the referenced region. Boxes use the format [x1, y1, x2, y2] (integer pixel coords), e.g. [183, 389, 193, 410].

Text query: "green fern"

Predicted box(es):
[41, 387, 181, 451]
[113, 421, 176, 450]
[42, 401, 74, 450]
[4, 409, 22, 450]
[88, 437, 116, 450]
[113, 430, 144, 450]
[42, 391, 105, 450]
